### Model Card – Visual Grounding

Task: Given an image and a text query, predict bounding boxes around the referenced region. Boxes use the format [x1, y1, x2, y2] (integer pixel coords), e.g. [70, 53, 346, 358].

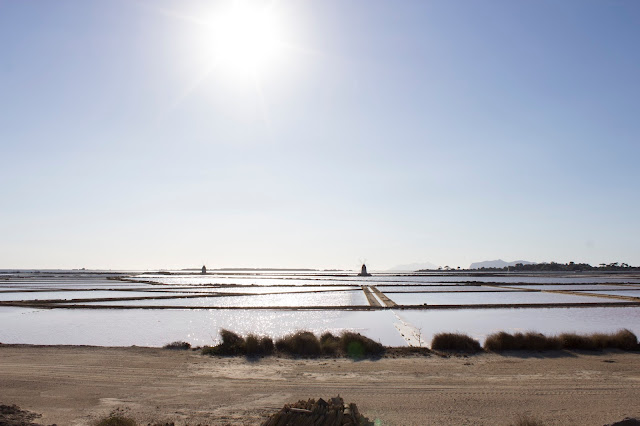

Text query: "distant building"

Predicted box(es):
[201, 265, 207, 274]
[358, 264, 371, 277]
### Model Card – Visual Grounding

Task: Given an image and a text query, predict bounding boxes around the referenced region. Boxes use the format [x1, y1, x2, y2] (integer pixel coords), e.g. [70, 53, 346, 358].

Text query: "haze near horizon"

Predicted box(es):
[1, 1, 639, 270]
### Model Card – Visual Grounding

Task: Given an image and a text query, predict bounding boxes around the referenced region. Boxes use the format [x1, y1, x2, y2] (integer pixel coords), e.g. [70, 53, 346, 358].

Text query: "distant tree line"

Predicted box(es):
[476, 261, 638, 272]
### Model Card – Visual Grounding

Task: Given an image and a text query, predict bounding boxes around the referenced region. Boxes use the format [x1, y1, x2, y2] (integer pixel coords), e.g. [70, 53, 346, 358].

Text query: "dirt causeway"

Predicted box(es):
[1, 345, 639, 425]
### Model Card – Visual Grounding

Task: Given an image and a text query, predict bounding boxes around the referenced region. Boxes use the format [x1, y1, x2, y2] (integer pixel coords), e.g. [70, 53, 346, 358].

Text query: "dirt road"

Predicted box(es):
[1, 345, 639, 425]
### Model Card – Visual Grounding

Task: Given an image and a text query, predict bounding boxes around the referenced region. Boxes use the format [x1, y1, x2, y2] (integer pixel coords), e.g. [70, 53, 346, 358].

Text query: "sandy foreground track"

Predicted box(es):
[1, 346, 639, 425]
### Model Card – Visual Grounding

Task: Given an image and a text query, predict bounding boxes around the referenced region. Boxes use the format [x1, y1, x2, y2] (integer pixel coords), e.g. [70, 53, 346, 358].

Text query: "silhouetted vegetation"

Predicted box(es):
[431, 333, 482, 353]
[320, 332, 341, 356]
[163, 341, 191, 350]
[339, 331, 385, 358]
[244, 334, 276, 356]
[484, 332, 561, 352]
[201, 329, 639, 357]
[485, 329, 639, 352]
[202, 329, 255, 356]
[202, 330, 384, 358]
[559, 329, 638, 351]
[476, 261, 638, 272]
[275, 331, 322, 356]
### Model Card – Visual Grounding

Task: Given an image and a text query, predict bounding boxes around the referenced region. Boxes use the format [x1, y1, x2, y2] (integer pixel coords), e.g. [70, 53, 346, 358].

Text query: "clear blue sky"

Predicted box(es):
[1, 0, 638, 270]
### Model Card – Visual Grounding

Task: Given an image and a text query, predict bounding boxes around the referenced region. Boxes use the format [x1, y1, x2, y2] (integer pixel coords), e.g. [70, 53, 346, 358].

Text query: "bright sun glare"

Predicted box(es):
[207, 2, 284, 77]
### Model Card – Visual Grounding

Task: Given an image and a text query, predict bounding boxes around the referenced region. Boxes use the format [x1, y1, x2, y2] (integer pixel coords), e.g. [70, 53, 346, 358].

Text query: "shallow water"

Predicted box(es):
[0, 307, 405, 347]
[388, 291, 622, 305]
[2, 271, 640, 347]
[76, 290, 369, 307]
[0, 290, 200, 302]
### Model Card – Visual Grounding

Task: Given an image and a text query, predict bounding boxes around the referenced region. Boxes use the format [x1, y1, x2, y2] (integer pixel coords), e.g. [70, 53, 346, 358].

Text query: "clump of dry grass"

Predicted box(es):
[319, 332, 341, 356]
[202, 329, 275, 356]
[244, 334, 275, 356]
[431, 332, 482, 353]
[484, 332, 561, 352]
[485, 329, 639, 352]
[162, 341, 191, 350]
[202, 329, 246, 356]
[275, 331, 322, 356]
[339, 331, 385, 359]
[202, 330, 385, 358]
[559, 329, 638, 351]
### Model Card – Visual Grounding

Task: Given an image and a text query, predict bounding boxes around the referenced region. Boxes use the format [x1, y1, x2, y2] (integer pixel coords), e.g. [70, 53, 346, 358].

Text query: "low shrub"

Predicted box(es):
[561, 329, 638, 351]
[320, 332, 340, 356]
[431, 333, 482, 353]
[260, 336, 275, 354]
[163, 341, 191, 350]
[340, 332, 385, 358]
[595, 329, 638, 351]
[557, 333, 598, 350]
[484, 332, 561, 352]
[275, 331, 322, 356]
[202, 329, 245, 356]
[244, 334, 260, 354]
[244, 334, 275, 356]
[486, 329, 639, 352]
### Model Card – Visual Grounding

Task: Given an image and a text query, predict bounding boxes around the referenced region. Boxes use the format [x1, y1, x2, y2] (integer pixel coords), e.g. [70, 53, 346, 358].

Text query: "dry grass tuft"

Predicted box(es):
[202, 329, 245, 356]
[319, 332, 340, 356]
[486, 329, 639, 352]
[275, 331, 322, 356]
[339, 331, 385, 358]
[431, 332, 482, 353]
[202, 330, 385, 358]
[162, 341, 191, 350]
[244, 334, 275, 356]
[484, 332, 561, 352]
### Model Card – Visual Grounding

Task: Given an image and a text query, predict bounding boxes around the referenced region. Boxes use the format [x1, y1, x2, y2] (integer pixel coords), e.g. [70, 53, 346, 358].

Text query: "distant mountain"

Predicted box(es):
[388, 261, 438, 272]
[469, 259, 536, 269]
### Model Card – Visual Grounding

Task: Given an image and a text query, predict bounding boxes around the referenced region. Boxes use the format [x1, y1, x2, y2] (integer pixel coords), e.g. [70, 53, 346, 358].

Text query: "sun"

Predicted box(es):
[207, 2, 284, 78]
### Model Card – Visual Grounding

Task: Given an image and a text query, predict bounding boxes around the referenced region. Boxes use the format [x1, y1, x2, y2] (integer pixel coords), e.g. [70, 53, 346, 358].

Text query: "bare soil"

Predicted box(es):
[1, 345, 639, 425]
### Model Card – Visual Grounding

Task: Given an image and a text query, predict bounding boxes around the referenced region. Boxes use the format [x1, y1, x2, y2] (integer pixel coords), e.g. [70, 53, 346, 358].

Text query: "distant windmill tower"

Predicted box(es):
[358, 263, 371, 277]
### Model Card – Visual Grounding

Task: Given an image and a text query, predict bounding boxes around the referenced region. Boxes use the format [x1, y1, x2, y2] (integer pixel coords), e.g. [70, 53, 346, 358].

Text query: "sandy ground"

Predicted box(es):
[1, 346, 639, 425]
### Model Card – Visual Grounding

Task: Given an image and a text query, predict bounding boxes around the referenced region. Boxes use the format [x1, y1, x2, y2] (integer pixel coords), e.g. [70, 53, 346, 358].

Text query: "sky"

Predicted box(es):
[1, 0, 639, 270]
